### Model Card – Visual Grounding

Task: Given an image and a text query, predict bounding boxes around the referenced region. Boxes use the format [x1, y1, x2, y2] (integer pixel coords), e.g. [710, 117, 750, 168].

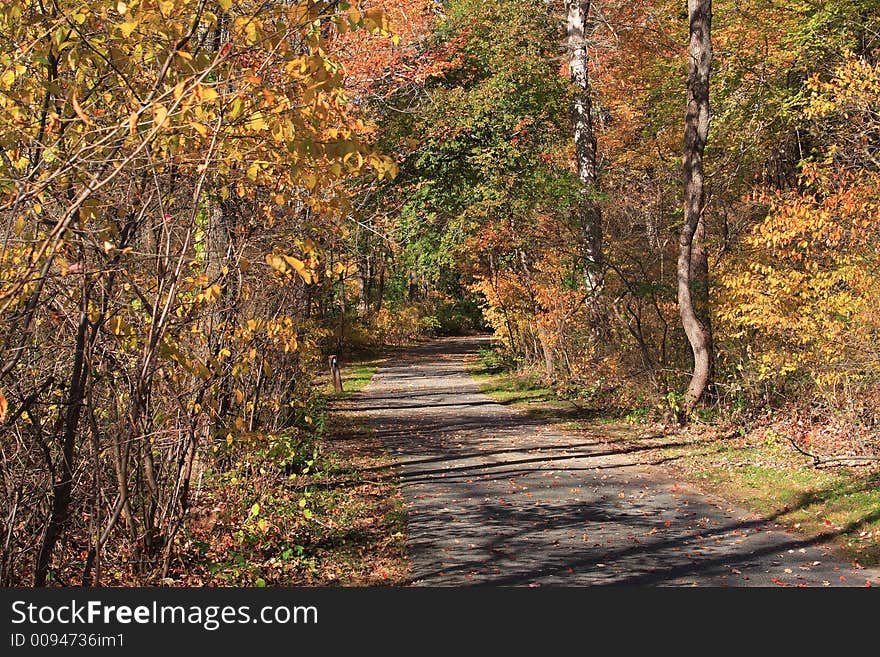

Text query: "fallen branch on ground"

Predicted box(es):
[787, 437, 880, 468]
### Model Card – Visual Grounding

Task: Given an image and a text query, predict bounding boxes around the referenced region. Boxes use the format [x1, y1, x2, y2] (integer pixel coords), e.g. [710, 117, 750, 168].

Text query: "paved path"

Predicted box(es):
[350, 337, 878, 586]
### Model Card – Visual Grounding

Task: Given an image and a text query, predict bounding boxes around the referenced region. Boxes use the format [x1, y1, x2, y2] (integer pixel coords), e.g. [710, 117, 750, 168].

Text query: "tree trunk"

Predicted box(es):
[678, 0, 714, 416]
[35, 302, 90, 586]
[358, 252, 371, 318]
[566, 0, 603, 294]
[374, 257, 386, 313]
[408, 269, 418, 301]
[538, 324, 556, 380]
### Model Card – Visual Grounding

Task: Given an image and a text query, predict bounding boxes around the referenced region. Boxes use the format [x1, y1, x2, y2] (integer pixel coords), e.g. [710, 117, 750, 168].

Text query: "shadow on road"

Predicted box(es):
[338, 337, 879, 586]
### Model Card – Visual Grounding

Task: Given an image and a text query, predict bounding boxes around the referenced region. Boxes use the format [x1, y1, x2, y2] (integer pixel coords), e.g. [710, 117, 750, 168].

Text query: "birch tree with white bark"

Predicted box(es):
[565, 0, 603, 296]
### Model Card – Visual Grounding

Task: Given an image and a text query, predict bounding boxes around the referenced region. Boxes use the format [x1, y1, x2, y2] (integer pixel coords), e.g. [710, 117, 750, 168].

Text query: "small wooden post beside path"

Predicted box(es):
[329, 355, 344, 393]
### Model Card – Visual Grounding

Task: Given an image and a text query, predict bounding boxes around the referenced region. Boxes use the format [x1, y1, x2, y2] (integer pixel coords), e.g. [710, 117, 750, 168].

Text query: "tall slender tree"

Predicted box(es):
[565, 0, 603, 295]
[678, 0, 713, 415]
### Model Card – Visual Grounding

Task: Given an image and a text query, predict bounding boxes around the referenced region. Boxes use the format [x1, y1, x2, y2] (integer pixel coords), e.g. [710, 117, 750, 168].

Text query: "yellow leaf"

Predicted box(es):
[233, 16, 261, 45]
[120, 19, 138, 38]
[107, 315, 129, 336]
[218, 0, 233, 11]
[265, 253, 288, 274]
[282, 255, 313, 284]
[116, 1, 128, 15]
[245, 21, 259, 45]
[0, 69, 16, 90]
[228, 98, 242, 120]
[202, 284, 222, 302]
[153, 103, 168, 129]
[200, 86, 219, 102]
[246, 111, 266, 131]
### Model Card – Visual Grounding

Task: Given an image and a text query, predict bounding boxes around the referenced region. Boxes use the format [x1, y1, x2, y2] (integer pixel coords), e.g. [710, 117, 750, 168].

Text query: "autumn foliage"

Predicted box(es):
[2, 0, 880, 587]
[0, 0, 396, 586]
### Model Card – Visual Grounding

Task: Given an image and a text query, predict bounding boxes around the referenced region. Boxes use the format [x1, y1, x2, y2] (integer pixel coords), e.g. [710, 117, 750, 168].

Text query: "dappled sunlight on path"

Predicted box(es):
[349, 338, 879, 587]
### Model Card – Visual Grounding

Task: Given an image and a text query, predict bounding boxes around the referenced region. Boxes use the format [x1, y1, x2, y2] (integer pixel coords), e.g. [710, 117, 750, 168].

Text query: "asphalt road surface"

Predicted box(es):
[350, 337, 878, 587]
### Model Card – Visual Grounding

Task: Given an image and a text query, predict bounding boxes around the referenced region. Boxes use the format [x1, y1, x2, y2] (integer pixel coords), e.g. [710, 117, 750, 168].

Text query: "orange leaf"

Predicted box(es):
[71, 89, 93, 126]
